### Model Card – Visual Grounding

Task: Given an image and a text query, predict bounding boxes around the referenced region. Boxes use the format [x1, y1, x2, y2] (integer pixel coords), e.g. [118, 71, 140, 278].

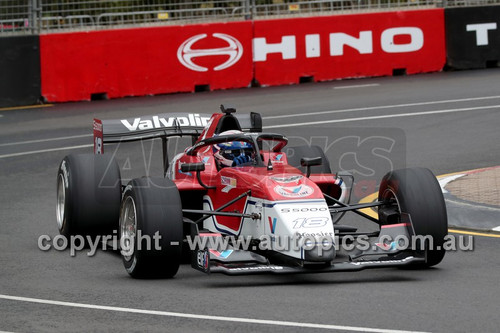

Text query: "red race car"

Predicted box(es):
[56, 105, 448, 278]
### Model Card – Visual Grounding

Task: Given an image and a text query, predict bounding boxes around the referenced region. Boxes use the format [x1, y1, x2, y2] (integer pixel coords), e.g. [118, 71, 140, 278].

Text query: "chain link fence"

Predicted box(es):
[1, 0, 499, 34]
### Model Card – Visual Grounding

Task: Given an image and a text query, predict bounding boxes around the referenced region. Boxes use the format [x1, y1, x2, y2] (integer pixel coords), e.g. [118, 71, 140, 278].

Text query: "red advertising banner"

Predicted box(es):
[40, 21, 253, 102]
[253, 9, 445, 86]
[40, 10, 446, 102]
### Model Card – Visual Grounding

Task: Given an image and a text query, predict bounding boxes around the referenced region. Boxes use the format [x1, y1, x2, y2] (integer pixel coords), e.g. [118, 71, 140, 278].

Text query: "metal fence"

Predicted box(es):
[1, 0, 499, 34]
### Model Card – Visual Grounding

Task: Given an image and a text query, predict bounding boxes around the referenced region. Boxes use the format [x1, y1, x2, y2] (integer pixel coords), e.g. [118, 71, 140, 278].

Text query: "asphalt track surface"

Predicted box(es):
[1, 69, 500, 332]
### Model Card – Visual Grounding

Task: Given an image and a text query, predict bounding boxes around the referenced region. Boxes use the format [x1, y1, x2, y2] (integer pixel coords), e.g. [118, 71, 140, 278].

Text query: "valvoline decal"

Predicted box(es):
[268, 216, 277, 233]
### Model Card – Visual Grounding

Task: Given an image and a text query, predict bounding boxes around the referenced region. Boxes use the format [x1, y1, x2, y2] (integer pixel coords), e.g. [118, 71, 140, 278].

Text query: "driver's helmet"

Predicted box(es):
[213, 130, 254, 169]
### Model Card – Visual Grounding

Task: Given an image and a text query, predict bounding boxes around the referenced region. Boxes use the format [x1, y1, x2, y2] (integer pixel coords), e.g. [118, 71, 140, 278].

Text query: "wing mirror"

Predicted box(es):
[300, 157, 322, 178]
[180, 163, 215, 189]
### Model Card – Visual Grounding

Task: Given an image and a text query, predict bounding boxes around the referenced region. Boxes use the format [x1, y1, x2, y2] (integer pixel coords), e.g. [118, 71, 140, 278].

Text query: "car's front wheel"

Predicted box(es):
[378, 167, 448, 268]
[120, 177, 183, 278]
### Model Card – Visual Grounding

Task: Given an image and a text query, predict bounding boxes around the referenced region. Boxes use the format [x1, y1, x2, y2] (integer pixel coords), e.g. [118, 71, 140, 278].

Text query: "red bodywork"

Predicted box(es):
[171, 113, 341, 232]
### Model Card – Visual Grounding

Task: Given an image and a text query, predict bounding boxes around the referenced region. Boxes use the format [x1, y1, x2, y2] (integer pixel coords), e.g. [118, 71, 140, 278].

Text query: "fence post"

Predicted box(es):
[28, 0, 41, 34]
[244, 0, 250, 20]
[251, 0, 256, 20]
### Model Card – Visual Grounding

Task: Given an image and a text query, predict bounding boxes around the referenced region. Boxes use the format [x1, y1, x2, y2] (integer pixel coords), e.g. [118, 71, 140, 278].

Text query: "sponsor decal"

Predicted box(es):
[350, 256, 414, 266]
[296, 231, 335, 238]
[196, 248, 210, 272]
[120, 114, 210, 132]
[375, 241, 397, 251]
[281, 207, 328, 213]
[274, 184, 314, 198]
[177, 33, 243, 72]
[221, 176, 237, 186]
[60, 160, 69, 189]
[228, 265, 284, 271]
[270, 154, 284, 164]
[177, 163, 193, 177]
[94, 137, 102, 155]
[268, 216, 277, 234]
[253, 27, 424, 62]
[270, 175, 302, 184]
[202, 156, 210, 164]
[221, 176, 237, 193]
[93, 119, 103, 131]
[93, 118, 103, 154]
[209, 249, 233, 258]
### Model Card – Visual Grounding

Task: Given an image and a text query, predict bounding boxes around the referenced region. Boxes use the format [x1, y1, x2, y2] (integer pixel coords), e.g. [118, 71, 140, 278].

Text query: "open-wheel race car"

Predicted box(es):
[56, 106, 448, 278]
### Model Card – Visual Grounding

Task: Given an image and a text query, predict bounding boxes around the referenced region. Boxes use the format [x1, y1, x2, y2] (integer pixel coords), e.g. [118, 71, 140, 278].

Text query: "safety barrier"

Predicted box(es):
[445, 6, 500, 69]
[40, 9, 446, 102]
[40, 21, 254, 102]
[253, 9, 445, 86]
[0, 35, 41, 107]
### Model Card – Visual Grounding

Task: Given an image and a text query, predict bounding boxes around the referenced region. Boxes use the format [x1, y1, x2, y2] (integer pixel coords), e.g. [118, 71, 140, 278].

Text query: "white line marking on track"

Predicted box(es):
[334, 83, 380, 89]
[264, 104, 500, 129]
[444, 198, 500, 212]
[0, 144, 92, 159]
[0, 134, 92, 147]
[0, 294, 428, 333]
[4, 95, 499, 148]
[438, 174, 465, 193]
[3, 96, 499, 159]
[263, 95, 500, 120]
[493, 226, 500, 232]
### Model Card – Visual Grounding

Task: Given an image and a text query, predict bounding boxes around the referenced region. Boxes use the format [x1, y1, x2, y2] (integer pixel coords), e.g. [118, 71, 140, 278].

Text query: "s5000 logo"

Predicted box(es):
[177, 33, 243, 72]
[281, 207, 328, 213]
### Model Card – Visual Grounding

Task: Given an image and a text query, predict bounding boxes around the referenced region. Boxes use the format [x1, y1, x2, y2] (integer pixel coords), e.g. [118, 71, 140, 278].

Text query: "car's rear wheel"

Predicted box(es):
[120, 177, 183, 278]
[378, 167, 448, 267]
[56, 154, 121, 238]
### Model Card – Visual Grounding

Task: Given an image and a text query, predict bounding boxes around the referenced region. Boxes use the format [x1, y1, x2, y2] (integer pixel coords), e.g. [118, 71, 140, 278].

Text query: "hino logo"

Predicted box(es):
[253, 27, 424, 61]
[177, 33, 243, 72]
[121, 114, 210, 131]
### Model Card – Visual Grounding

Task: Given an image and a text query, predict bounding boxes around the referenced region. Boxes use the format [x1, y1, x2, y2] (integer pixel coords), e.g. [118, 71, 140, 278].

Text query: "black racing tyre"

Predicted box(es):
[56, 154, 121, 238]
[285, 145, 331, 174]
[378, 167, 448, 268]
[120, 177, 183, 278]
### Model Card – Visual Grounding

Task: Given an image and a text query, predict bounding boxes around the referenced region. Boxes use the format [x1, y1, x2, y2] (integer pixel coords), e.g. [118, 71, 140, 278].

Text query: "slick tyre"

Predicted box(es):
[56, 154, 121, 238]
[378, 167, 448, 267]
[120, 177, 183, 278]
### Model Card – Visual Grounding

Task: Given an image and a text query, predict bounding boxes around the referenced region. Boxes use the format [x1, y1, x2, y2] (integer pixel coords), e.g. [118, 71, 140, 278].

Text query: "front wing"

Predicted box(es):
[189, 221, 426, 276]
[209, 254, 424, 275]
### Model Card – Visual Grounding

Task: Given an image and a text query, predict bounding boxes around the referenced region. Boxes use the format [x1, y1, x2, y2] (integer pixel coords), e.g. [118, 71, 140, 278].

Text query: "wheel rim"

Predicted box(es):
[120, 196, 137, 262]
[56, 174, 66, 230]
[380, 188, 401, 213]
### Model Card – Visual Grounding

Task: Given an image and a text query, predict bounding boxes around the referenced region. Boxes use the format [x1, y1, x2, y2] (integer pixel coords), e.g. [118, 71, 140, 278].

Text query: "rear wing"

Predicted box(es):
[93, 112, 262, 154]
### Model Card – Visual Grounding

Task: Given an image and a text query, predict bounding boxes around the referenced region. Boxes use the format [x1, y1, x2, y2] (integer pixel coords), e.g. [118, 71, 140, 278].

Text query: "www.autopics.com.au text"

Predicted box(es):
[38, 231, 473, 257]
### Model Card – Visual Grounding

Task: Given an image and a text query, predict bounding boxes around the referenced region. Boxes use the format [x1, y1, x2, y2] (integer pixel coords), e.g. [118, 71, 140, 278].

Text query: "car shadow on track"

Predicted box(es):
[204, 273, 421, 288]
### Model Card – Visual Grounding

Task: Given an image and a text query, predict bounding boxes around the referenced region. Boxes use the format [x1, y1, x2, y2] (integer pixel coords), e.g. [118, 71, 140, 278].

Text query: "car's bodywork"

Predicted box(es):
[83, 105, 447, 277]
